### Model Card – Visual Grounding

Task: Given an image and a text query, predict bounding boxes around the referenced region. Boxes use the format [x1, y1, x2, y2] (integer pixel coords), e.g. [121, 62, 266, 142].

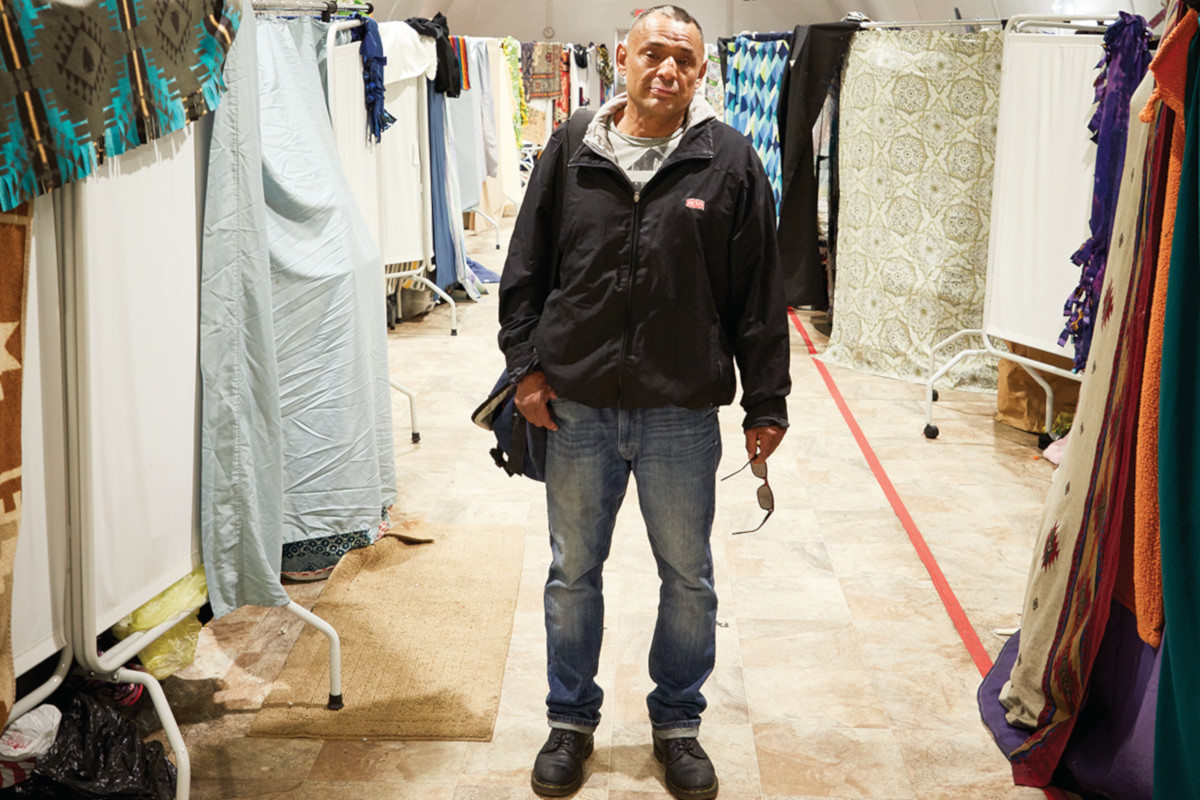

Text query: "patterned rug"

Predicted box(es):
[0, 201, 32, 726]
[823, 29, 1003, 390]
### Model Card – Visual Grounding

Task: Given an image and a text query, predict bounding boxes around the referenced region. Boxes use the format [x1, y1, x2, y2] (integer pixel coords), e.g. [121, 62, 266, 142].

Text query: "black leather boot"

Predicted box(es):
[654, 736, 719, 800]
[531, 728, 594, 797]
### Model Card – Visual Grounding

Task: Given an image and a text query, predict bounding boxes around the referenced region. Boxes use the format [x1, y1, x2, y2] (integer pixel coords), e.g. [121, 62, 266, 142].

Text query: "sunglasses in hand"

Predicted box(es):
[720, 458, 774, 535]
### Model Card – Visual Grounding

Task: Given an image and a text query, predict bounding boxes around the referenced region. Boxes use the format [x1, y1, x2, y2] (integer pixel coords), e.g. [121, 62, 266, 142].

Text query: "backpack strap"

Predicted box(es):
[552, 109, 595, 291]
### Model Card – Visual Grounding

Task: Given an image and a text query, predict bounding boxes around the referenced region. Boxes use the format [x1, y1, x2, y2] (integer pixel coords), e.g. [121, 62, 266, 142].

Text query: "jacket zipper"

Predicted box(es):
[578, 137, 711, 405]
[617, 189, 642, 402]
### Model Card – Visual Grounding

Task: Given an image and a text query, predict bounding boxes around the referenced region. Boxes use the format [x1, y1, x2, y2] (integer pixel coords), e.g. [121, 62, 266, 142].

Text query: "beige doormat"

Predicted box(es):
[249, 525, 524, 741]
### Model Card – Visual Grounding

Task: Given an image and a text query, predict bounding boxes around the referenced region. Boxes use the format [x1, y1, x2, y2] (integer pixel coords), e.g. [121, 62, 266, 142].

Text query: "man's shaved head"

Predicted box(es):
[629, 5, 703, 43]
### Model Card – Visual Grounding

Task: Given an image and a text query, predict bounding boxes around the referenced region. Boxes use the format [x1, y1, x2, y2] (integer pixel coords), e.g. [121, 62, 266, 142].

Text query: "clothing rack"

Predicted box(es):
[859, 18, 1004, 29]
[251, 0, 372, 20]
[1010, 14, 1118, 33]
[922, 13, 1122, 442]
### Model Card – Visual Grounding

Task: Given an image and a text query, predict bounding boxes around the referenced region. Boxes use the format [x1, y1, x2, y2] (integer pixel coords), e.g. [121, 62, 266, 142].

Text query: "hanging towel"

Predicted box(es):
[595, 44, 614, 103]
[703, 42, 725, 121]
[1132, 7, 1196, 650]
[1060, 13, 1153, 370]
[1153, 23, 1200, 800]
[555, 47, 571, 127]
[405, 13, 460, 96]
[351, 16, 396, 142]
[450, 36, 471, 90]
[500, 37, 529, 147]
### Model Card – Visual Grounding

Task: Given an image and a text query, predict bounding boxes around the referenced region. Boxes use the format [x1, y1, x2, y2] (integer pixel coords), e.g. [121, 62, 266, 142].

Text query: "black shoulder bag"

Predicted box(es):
[472, 109, 595, 481]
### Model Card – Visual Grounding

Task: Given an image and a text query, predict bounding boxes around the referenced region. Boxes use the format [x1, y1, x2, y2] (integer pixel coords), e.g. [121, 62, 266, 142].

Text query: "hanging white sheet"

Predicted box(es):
[446, 43, 488, 212]
[61, 125, 203, 632]
[487, 38, 524, 207]
[984, 33, 1102, 358]
[472, 38, 500, 179]
[330, 40, 383, 249]
[329, 21, 436, 268]
[14, 202, 67, 674]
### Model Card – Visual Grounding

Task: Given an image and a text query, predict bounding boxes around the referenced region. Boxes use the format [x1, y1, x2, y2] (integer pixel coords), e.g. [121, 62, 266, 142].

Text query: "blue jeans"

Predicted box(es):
[543, 399, 721, 737]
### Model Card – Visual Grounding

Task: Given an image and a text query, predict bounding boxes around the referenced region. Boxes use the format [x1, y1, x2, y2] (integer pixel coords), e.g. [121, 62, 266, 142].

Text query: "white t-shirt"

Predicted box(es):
[607, 118, 685, 192]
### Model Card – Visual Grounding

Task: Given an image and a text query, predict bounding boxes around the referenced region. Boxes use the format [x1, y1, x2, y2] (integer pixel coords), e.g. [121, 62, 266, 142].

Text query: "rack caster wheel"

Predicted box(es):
[931, 389, 939, 402]
[1037, 432, 1053, 450]
[923, 424, 939, 439]
[411, 432, 421, 444]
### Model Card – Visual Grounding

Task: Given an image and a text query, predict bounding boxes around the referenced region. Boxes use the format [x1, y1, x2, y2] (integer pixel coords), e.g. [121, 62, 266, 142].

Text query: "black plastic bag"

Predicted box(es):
[2, 689, 175, 799]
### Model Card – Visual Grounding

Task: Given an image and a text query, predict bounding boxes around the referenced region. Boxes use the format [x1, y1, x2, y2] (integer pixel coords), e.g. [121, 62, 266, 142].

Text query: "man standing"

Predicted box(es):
[498, 6, 790, 799]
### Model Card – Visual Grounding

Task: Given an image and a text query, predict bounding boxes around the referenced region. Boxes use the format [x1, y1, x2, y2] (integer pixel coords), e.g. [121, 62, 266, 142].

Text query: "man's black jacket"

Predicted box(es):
[497, 99, 791, 431]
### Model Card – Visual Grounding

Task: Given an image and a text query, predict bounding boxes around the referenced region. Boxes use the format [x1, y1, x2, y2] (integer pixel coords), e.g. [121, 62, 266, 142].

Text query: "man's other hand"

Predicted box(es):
[515, 371, 559, 430]
[745, 425, 786, 464]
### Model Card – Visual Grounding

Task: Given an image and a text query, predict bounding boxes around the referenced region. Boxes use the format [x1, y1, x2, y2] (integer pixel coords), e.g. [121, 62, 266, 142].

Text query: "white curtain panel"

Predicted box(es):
[984, 33, 1103, 358]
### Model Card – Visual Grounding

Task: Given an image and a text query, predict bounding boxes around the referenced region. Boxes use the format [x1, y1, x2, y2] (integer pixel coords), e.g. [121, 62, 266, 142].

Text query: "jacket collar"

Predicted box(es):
[578, 92, 717, 164]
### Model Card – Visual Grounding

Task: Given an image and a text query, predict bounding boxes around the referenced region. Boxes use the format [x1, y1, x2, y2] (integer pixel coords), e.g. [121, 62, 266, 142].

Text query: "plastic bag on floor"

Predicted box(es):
[112, 564, 207, 679]
[0, 704, 62, 788]
[1, 690, 175, 799]
[0, 704, 62, 761]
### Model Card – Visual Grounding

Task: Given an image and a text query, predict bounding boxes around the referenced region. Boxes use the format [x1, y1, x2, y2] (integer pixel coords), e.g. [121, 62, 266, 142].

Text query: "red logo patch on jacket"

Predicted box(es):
[685, 198, 705, 211]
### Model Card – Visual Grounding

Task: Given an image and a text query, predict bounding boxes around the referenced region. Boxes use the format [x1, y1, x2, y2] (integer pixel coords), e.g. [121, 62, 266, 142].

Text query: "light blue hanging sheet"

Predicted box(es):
[200, 9, 396, 618]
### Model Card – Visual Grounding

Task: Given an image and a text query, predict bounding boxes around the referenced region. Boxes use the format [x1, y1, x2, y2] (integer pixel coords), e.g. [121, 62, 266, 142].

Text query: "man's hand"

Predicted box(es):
[515, 371, 559, 430]
[745, 425, 786, 464]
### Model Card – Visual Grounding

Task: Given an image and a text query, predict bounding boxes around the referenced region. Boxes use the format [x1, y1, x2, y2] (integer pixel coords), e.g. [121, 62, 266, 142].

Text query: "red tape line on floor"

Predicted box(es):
[788, 309, 992, 674]
[787, 310, 1071, 800]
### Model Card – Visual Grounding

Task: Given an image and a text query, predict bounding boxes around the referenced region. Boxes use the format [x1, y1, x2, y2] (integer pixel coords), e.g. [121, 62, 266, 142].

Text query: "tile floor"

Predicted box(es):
[155, 216, 1062, 799]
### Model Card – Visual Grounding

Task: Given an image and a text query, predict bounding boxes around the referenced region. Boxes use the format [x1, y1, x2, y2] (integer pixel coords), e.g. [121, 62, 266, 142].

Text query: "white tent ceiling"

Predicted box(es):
[369, 0, 1166, 43]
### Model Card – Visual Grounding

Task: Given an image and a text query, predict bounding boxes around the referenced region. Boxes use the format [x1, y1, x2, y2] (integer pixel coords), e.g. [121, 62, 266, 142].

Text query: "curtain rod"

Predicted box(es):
[1006, 13, 1119, 33]
[251, 0, 373, 20]
[859, 18, 1003, 29]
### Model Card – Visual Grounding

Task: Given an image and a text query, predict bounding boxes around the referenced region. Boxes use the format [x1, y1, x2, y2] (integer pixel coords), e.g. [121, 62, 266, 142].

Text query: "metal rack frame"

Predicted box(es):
[922, 14, 1119, 443]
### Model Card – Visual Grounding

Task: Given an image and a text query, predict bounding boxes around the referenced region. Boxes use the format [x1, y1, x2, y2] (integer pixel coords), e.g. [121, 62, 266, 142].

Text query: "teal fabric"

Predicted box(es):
[0, 0, 240, 212]
[1154, 29, 1200, 800]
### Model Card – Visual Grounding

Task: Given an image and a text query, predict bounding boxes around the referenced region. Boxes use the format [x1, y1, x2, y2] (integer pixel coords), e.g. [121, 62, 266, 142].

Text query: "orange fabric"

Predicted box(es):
[0, 200, 31, 726]
[1132, 8, 1196, 648]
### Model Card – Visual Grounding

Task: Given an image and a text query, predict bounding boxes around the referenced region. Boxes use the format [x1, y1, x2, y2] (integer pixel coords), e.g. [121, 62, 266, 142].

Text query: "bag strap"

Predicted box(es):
[551, 109, 594, 291]
[508, 409, 529, 476]
[498, 110, 595, 478]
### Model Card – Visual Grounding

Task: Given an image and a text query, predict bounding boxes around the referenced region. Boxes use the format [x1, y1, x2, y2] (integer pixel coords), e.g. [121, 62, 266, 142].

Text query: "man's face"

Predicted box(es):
[617, 13, 707, 126]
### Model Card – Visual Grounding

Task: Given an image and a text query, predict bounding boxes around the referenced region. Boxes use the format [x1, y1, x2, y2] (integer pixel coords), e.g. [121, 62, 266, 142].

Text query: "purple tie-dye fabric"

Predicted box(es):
[1060, 12, 1152, 371]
